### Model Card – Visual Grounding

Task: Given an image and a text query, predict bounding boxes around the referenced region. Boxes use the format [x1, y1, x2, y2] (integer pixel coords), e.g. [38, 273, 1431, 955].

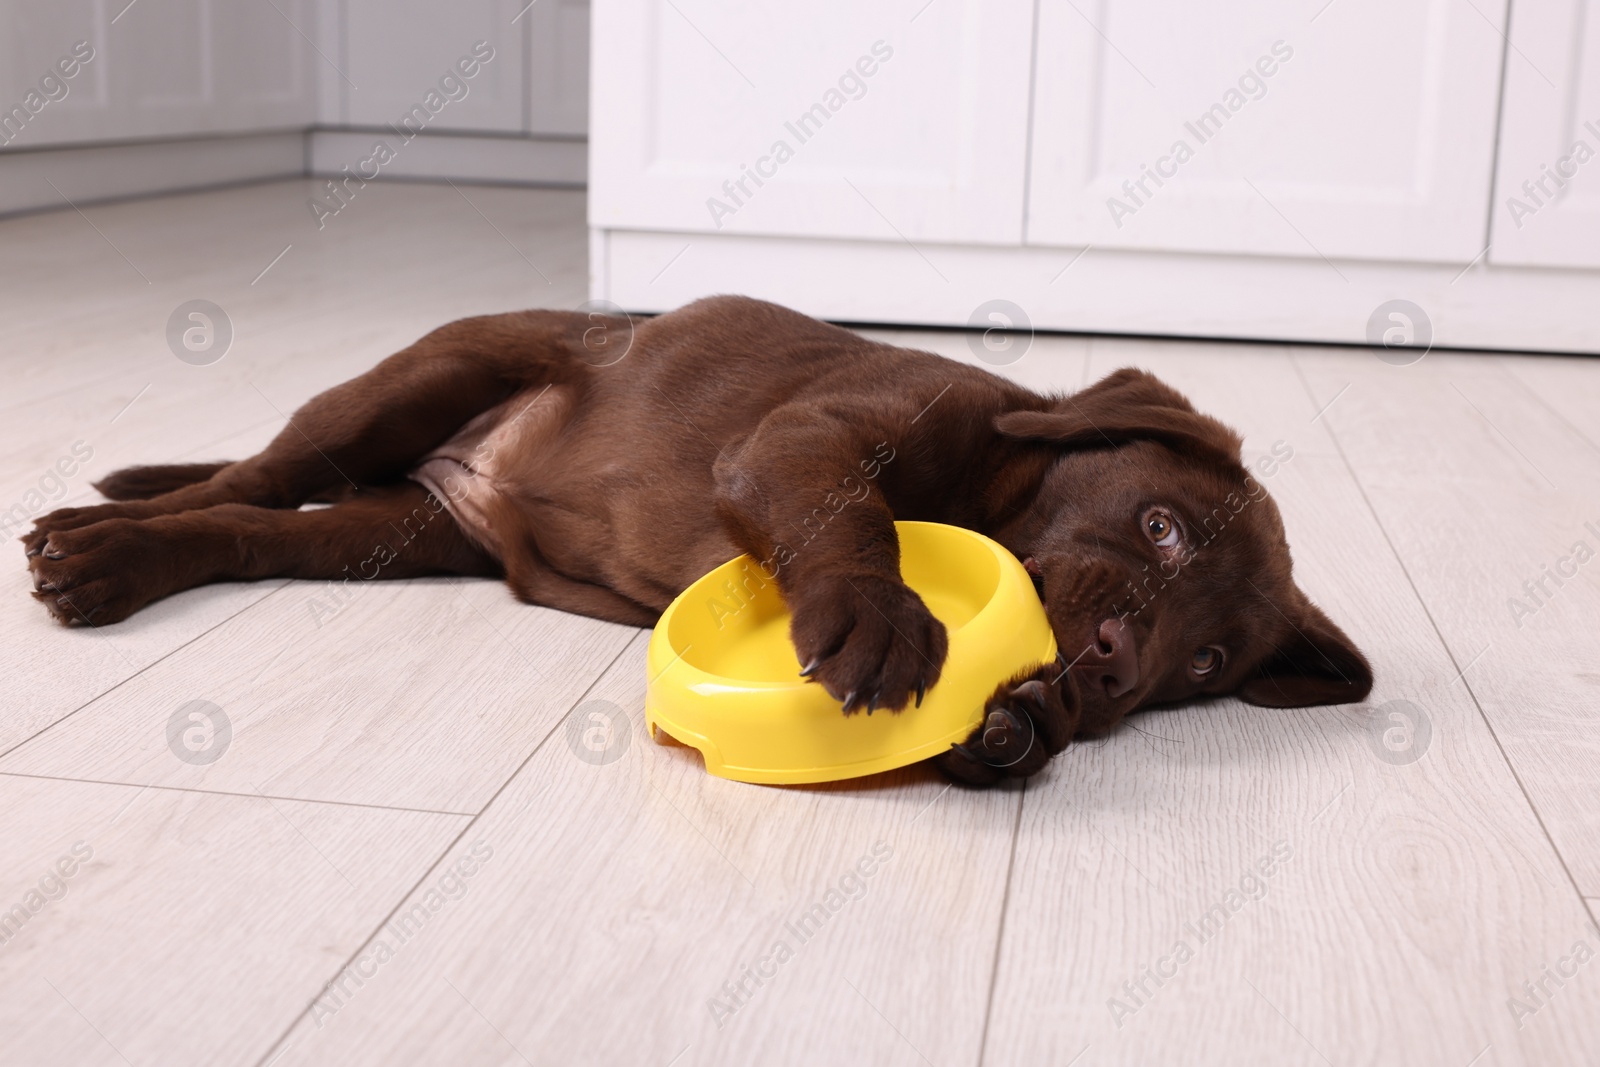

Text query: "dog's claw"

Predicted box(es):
[842, 690, 858, 713]
[867, 690, 880, 715]
[950, 742, 977, 762]
[915, 679, 926, 707]
[1011, 679, 1051, 710]
[799, 657, 822, 678]
[982, 713, 1011, 751]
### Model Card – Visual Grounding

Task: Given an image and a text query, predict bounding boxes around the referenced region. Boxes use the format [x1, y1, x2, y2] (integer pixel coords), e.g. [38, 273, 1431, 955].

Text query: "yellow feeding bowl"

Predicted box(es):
[645, 521, 1057, 785]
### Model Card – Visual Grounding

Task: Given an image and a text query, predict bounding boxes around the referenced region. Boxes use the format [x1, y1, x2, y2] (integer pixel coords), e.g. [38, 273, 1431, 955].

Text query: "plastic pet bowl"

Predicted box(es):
[644, 521, 1057, 784]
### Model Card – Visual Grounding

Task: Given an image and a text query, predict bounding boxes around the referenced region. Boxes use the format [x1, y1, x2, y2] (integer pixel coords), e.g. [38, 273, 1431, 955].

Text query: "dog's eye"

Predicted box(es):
[1143, 510, 1180, 548]
[1191, 646, 1222, 676]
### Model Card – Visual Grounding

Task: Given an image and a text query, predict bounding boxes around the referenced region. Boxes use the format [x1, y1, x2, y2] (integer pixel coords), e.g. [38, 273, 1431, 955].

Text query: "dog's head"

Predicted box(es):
[998, 368, 1371, 735]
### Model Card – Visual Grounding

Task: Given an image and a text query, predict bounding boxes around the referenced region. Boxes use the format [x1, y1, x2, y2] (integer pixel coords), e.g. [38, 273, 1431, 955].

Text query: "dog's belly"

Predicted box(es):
[408, 385, 576, 561]
[408, 384, 737, 610]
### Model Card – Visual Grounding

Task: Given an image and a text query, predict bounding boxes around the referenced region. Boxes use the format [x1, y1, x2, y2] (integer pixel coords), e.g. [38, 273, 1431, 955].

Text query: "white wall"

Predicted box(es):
[0, 0, 589, 216]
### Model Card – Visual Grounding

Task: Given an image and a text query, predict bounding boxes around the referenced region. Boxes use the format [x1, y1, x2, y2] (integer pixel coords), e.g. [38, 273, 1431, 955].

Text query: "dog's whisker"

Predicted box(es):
[1125, 722, 1182, 746]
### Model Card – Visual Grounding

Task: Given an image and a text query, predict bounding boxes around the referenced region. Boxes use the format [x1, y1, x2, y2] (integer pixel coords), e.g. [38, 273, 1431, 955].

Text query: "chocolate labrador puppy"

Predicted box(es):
[23, 296, 1371, 785]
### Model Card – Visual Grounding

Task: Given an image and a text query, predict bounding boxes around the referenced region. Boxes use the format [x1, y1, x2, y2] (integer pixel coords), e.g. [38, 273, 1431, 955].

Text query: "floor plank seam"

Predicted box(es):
[975, 779, 1028, 1067]
[1289, 352, 1600, 919]
[1497, 356, 1600, 458]
[0, 770, 476, 817]
[0, 578, 295, 762]
[0, 363, 150, 419]
[246, 630, 642, 1067]
[166, 412, 289, 460]
[18, 409, 291, 530]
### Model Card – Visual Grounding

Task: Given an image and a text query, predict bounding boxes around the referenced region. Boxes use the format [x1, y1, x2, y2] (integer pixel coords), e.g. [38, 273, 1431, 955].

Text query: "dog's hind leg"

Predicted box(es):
[29, 483, 499, 626]
[24, 309, 618, 556]
[95, 461, 355, 505]
[94, 461, 230, 500]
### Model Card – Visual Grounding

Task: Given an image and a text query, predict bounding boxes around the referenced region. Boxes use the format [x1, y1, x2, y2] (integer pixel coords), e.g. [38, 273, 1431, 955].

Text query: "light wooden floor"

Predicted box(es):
[2, 179, 1598, 1067]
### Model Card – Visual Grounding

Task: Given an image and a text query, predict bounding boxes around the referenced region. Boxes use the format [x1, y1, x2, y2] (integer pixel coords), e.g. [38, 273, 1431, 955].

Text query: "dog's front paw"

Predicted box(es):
[22, 502, 145, 557]
[935, 674, 1076, 787]
[789, 573, 949, 715]
[28, 518, 163, 625]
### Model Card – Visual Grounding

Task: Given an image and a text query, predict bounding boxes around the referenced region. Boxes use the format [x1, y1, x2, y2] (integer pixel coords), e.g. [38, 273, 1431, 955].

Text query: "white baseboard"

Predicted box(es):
[307, 129, 585, 187]
[593, 228, 1600, 355]
[0, 131, 306, 218]
[0, 128, 588, 220]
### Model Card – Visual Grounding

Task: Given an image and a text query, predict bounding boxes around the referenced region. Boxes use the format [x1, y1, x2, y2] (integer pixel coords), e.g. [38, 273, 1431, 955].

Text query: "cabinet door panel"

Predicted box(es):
[344, 0, 525, 133]
[1027, 0, 1507, 262]
[1489, 0, 1600, 268]
[0, 0, 314, 148]
[527, 0, 589, 136]
[590, 0, 1034, 243]
[213, 1, 309, 110]
[0, 1, 107, 148]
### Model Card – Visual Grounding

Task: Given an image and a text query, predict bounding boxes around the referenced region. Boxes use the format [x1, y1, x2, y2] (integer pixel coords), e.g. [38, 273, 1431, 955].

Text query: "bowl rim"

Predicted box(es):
[653, 520, 1020, 690]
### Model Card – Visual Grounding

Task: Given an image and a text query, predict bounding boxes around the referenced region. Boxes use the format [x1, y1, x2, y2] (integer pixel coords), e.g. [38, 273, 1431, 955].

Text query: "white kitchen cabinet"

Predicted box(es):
[588, 0, 1035, 244]
[0, 0, 588, 152]
[592, 0, 1600, 352]
[526, 0, 590, 137]
[329, 0, 587, 136]
[0, 0, 315, 149]
[1489, 0, 1600, 268]
[2, 0, 591, 214]
[1025, 0, 1509, 262]
[343, 0, 525, 133]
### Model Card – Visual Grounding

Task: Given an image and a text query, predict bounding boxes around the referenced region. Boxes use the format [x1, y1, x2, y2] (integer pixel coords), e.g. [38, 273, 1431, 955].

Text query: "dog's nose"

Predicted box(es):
[1073, 617, 1140, 699]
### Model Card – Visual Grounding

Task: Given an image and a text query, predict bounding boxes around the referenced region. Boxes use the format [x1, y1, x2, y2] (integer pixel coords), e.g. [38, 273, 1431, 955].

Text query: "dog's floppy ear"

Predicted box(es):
[995, 367, 1243, 464]
[1238, 592, 1374, 708]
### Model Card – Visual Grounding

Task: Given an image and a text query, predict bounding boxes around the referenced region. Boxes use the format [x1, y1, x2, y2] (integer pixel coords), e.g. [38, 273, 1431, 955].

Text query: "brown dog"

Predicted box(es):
[23, 296, 1371, 785]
